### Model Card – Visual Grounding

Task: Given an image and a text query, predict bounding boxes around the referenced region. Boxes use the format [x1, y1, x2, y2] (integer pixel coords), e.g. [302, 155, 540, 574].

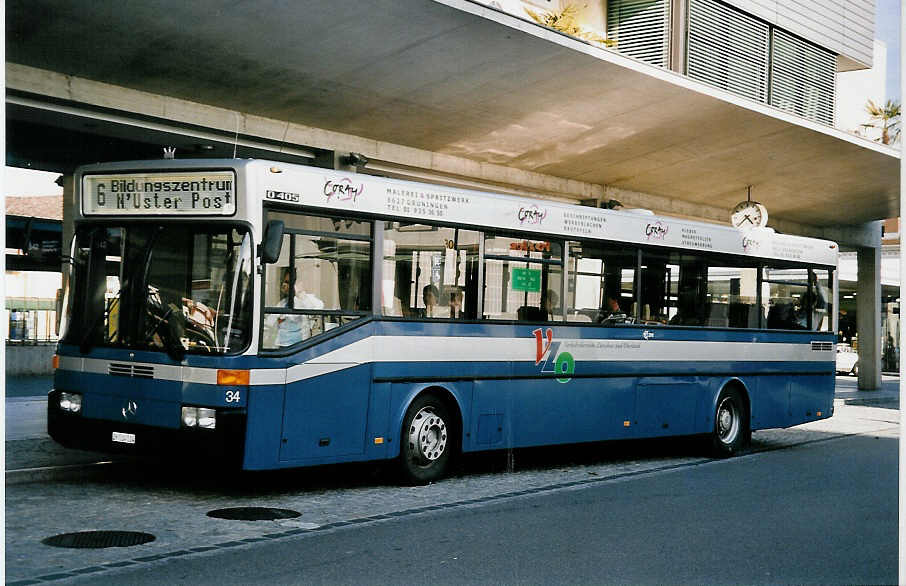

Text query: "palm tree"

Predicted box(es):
[860, 99, 901, 145]
[524, 4, 614, 47]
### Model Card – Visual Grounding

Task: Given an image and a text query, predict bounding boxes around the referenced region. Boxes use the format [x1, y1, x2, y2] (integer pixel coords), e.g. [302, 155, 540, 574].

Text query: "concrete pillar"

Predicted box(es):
[856, 226, 882, 389]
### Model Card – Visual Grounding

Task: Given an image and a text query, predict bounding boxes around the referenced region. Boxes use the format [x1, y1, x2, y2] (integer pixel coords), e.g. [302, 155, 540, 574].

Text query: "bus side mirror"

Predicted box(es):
[261, 220, 284, 264]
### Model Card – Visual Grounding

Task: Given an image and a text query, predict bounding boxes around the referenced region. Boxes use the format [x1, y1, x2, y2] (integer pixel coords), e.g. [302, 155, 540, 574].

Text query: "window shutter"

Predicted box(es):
[770, 29, 836, 126]
[607, 0, 671, 68]
[686, 0, 770, 103]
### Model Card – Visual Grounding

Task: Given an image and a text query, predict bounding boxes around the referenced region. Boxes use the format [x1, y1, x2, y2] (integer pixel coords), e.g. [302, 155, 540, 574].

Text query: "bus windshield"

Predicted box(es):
[61, 223, 253, 357]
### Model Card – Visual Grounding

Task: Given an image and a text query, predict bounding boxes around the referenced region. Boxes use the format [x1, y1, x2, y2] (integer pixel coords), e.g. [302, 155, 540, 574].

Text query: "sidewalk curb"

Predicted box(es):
[5, 460, 130, 485]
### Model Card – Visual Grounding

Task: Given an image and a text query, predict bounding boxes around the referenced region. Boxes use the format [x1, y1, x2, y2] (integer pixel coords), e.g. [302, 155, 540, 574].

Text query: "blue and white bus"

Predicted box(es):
[50, 158, 837, 482]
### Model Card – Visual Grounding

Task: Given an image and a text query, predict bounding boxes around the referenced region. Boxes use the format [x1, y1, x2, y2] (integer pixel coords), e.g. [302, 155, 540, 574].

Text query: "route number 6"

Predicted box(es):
[225, 390, 241, 403]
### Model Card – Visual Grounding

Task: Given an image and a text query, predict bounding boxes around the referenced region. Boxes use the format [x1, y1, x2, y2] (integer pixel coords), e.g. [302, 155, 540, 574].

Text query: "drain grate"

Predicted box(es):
[207, 507, 301, 521]
[42, 531, 156, 549]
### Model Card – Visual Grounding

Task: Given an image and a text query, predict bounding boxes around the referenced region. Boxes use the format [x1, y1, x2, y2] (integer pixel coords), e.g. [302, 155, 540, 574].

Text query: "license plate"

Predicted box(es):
[112, 431, 136, 445]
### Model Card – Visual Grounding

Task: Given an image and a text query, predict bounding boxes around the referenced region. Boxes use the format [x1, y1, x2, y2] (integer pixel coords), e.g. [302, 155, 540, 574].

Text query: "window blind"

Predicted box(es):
[607, 0, 671, 68]
[686, 0, 770, 103]
[770, 28, 836, 125]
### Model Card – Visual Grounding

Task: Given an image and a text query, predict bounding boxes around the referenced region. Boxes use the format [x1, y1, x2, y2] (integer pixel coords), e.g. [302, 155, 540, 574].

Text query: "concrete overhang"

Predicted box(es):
[5, 0, 900, 229]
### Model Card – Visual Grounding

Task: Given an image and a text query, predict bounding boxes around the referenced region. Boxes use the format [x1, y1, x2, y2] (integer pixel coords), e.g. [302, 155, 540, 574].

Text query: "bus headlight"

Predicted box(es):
[197, 408, 216, 430]
[181, 406, 216, 430]
[59, 392, 82, 413]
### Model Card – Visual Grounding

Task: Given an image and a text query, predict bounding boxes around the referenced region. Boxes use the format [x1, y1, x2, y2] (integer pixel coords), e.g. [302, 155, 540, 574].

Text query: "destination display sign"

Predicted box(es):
[82, 171, 236, 216]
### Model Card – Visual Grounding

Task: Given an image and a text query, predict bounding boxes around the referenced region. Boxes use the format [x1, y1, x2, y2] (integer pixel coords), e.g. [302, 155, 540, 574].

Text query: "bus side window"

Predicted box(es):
[261, 212, 372, 350]
[483, 233, 562, 322]
[565, 241, 637, 324]
[382, 222, 479, 319]
[763, 266, 828, 331]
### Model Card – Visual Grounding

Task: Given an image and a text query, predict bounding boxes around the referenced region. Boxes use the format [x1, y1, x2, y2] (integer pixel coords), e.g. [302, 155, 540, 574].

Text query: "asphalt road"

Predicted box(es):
[6, 375, 899, 584]
[59, 432, 896, 586]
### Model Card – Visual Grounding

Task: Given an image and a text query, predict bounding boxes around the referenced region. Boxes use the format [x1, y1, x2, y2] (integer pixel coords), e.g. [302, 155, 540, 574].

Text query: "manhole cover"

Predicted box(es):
[42, 531, 156, 549]
[207, 507, 301, 521]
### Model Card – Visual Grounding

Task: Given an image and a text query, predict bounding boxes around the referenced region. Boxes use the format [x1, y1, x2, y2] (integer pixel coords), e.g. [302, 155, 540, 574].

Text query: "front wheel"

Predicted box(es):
[710, 387, 749, 457]
[398, 394, 455, 484]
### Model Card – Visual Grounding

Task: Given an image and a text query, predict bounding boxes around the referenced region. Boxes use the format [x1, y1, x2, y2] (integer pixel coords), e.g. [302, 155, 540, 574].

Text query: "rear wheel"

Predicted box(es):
[710, 387, 749, 457]
[399, 394, 455, 484]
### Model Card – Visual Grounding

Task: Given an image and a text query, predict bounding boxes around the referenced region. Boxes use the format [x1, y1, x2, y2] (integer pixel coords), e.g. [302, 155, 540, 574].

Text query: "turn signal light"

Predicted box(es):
[52, 355, 60, 370]
[217, 369, 249, 386]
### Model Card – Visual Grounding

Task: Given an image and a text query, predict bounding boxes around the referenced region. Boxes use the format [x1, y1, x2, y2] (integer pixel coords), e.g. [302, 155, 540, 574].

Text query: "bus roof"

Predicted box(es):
[76, 158, 838, 267]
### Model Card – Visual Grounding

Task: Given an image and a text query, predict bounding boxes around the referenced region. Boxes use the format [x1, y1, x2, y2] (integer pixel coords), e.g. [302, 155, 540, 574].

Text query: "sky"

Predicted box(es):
[4, 167, 63, 197]
[876, 0, 901, 102]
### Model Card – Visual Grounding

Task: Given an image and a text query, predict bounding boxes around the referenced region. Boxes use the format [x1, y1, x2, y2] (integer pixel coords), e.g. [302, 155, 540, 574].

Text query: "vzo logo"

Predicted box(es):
[533, 328, 575, 383]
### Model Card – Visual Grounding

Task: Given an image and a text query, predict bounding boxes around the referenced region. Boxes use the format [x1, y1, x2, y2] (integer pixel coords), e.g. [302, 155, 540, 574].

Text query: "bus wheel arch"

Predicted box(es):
[397, 387, 462, 484]
[710, 380, 751, 457]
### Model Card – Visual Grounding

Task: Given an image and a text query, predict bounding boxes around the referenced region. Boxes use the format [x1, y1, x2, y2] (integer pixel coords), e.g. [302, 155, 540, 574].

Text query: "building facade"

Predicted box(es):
[487, 0, 873, 128]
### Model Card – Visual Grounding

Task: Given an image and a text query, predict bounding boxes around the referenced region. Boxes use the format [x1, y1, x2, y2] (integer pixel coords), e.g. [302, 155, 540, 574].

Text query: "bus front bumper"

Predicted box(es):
[47, 390, 247, 467]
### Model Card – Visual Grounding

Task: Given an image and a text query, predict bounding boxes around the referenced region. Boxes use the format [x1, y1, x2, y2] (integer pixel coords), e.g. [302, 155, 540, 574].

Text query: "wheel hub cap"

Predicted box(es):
[717, 398, 739, 444]
[409, 407, 447, 462]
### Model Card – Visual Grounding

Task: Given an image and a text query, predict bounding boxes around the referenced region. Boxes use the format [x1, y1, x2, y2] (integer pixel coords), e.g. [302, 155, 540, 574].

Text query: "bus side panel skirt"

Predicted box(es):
[364, 381, 392, 461]
[749, 374, 791, 430]
[470, 376, 638, 450]
[635, 378, 702, 437]
[279, 364, 371, 463]
[242, 384, 287, 470]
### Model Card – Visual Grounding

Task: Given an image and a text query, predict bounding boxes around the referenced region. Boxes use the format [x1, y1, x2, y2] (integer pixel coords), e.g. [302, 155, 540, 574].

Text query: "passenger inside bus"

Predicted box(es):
[541, 289, 558, 320]
[417, 284, 440, 318]
[448, 286, 464, 319]
[596, 295, 625, 323]
[264, 267, 324, 346]
[767, 301, 802, 330]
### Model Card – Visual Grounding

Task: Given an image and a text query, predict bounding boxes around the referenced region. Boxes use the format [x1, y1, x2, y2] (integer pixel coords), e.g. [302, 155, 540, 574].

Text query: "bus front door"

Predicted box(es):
[279, 364, 371, 463]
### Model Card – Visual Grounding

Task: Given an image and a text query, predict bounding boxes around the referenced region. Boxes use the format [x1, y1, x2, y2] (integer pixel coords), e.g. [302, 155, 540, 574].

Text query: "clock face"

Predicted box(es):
[731, 201, 767, 229]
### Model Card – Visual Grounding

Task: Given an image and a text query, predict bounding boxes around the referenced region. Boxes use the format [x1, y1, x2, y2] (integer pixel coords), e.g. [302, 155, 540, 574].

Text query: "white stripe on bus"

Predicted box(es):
[58, 336, 833, 387]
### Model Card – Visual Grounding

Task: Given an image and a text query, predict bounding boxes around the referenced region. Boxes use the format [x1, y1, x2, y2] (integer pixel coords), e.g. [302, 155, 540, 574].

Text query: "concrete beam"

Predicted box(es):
[786, 221, 886, 250]
[7, 63, 889, 245]
[7, 64, 604, 202]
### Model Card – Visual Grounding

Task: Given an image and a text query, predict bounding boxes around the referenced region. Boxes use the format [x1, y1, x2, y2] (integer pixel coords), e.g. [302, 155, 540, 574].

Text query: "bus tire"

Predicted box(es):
[710, 386, 749, 457]
[399, 394, 454, 484]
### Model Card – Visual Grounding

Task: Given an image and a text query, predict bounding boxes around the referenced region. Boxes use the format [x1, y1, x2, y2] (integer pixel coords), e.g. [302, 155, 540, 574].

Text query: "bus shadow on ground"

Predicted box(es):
[47, 423, 860, 497]
[92, 432, 776, 496]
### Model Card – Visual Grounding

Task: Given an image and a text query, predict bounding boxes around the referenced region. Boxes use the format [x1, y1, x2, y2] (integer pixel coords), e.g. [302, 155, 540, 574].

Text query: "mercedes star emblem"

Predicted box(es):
[122, 400, 138, 420]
